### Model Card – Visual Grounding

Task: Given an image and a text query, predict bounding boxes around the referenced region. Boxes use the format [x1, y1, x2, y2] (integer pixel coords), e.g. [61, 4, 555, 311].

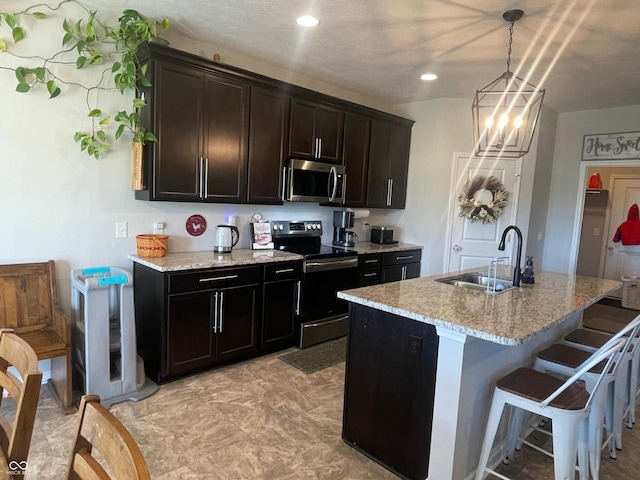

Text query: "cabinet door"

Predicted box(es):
[152, 61, 203, 201]
[215, 283, 260, 362]
[315, 105, 344, 163]
[366, 119, 392, 208]
[202, 74, 250, 203]
[248, 87, 290, 204]
[343, 112, 371, 206]
[262, 278, 299, 350]
[381, 265, 404, 284]
[404, 262, 421, 279]
[387, 122, 412, 209]
[166, 291, 214, 375]
[289, 98, 344, 163]
[289, 98, 317, 158]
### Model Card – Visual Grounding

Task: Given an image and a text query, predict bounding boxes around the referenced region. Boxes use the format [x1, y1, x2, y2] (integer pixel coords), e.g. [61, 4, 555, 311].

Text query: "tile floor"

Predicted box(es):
[11, 347, 640, 479]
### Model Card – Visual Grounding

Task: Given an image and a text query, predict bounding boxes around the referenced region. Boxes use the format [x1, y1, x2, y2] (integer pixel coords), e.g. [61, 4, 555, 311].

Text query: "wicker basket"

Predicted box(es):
[136, 234, 169, 258]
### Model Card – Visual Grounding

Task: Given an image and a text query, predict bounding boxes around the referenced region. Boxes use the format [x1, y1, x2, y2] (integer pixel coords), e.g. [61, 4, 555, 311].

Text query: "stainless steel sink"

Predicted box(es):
[435, 273, 515, 294]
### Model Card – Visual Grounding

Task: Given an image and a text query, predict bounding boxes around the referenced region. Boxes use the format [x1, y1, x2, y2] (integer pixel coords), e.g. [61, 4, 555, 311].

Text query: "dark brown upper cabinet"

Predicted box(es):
[289, 98, 344, 164]
[366, 119, 412, 209]
[137, 59, 250, 203]
[342, 111, 372, 207]
[136, 44, 414, 207]
[247, 86, 290, 204]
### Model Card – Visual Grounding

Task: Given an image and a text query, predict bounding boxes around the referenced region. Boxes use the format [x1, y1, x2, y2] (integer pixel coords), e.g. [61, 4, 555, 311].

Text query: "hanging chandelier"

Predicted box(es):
[472, 9, 545, 158]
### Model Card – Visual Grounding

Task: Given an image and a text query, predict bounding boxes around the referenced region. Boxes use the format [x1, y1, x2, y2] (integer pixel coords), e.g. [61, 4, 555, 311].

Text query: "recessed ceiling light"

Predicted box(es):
[421, 73, 438, 81]
[296, 15, 319, 27]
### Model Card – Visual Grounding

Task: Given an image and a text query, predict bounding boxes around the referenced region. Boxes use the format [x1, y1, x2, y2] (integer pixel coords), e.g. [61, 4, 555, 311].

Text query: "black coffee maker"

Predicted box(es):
[332, 211, 357, 247]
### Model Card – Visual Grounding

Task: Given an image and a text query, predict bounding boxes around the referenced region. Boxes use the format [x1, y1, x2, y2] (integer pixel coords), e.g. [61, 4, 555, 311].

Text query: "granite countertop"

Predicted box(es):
[337, 269, 622, 345]
[327, 241, 423, 254]
[129, 250, 303, 272]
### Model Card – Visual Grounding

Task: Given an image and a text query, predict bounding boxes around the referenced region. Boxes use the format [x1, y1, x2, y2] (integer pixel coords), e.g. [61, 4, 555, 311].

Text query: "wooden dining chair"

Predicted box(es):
[67, 395, 150, 480]
[0, 329, 43, 480]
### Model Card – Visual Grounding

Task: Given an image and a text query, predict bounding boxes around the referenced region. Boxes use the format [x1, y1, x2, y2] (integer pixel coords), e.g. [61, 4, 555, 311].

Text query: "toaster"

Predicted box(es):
[371, 226, 396, 244]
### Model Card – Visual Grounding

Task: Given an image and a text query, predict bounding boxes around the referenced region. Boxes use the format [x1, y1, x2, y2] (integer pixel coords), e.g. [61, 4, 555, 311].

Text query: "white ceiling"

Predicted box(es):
[90, 0, 640, 113]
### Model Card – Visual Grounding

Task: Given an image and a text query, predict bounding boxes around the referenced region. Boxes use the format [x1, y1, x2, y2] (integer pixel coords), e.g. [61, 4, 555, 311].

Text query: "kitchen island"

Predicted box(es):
[337, 269, 622, 480]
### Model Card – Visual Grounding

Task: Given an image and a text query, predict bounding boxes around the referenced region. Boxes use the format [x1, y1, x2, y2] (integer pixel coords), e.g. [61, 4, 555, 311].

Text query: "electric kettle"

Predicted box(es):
[214, 225, 239, 253]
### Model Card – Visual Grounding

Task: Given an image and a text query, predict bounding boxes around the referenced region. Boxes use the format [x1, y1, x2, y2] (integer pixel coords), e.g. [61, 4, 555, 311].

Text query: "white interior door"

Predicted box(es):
[603, 176, 640, 281]
[446, 154, 519, 273]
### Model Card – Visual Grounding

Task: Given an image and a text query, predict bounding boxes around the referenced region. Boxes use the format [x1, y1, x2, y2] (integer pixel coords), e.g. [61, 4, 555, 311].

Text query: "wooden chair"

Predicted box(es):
[0, 329, 43, 480]
[67, 395, 150, 480]
[0, 260, 74, 413]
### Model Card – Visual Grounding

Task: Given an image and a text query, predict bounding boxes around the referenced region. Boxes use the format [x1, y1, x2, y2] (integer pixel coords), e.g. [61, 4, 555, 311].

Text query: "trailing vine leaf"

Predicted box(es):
[12, 26, 25, 42]
[16, 83, 30, 93]
[46, 80, 61, 98]
[0, 40, 6, 51]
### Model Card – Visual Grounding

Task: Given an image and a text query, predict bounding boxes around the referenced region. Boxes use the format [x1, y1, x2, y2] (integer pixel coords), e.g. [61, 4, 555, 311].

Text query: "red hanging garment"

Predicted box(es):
[613, 203, 640, 245]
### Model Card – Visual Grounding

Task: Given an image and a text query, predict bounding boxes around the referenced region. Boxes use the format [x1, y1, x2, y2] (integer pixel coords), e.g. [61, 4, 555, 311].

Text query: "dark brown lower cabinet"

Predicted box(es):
[134, 263, 262, 383]
[261, 262, 301, 351]
[343, 303, 439, 480]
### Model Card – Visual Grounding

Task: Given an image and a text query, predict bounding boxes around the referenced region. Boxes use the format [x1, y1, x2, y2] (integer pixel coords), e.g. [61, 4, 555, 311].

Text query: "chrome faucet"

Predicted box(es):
[498, 225, 523, 287]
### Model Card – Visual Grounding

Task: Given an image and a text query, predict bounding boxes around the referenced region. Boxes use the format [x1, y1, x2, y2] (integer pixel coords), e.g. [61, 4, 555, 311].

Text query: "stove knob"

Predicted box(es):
[306, 224, 312, 230]
[315, 223, 321, 230]
[272, 224, 277, 231]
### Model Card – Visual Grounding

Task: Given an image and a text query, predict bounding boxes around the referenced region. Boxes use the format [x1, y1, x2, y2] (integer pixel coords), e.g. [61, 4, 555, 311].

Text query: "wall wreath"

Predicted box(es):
[458, 176, 509, 224]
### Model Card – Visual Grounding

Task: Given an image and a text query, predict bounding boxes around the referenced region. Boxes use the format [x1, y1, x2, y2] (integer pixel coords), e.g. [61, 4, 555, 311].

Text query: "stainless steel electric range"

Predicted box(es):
[270, 220, 358, 348]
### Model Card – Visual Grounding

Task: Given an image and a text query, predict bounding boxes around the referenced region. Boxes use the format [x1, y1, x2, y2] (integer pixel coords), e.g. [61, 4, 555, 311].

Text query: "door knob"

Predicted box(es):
[607, 245, 614, 251]
[452, 245, 462, 252]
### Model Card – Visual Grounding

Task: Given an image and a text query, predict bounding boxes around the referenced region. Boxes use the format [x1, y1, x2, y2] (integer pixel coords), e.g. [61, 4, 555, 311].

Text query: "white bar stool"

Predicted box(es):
[533, 317, 640, 480]
[475, 337, 624, 480]
[581, 314, 640, 443]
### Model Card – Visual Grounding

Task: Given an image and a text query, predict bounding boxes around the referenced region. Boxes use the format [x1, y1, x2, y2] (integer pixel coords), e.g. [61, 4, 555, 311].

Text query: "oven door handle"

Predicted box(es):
[305, 257, 358, 273]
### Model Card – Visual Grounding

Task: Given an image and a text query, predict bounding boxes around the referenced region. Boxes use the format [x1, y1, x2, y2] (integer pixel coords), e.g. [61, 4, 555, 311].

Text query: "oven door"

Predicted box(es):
[299, 256, 358, 347]
[284, 159, 346, 203]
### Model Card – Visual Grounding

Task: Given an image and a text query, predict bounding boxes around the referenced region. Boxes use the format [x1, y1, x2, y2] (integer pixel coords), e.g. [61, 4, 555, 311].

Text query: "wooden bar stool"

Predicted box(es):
[475, 338, 624, 480]
[533, 317, 640, 480]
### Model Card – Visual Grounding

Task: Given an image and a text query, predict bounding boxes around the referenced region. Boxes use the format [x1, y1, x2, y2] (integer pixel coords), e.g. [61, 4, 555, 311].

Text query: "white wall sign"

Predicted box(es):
[583, 131, 640, 160]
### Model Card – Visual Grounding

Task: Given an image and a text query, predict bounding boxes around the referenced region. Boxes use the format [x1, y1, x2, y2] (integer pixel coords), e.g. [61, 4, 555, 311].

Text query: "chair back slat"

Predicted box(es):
[67, 395, 150, 480]
[0, 263, 53, 329]
[0, 330, 42, 466]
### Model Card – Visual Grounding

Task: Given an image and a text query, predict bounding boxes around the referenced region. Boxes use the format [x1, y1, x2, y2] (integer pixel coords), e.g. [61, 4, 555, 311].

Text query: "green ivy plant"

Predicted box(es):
[0, 0, 169, 158]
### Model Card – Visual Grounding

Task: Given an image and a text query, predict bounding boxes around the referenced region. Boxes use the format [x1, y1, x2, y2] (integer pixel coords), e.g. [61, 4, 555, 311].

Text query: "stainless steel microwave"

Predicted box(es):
[282, 159, 346, 203]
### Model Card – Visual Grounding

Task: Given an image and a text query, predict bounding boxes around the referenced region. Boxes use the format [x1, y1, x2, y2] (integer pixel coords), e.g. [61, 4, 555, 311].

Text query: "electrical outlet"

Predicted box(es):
[593, 227, 600, 236]
[154, 222, 166, 234]
[116, 222, 128, 238]
[537, 231, 543, 241]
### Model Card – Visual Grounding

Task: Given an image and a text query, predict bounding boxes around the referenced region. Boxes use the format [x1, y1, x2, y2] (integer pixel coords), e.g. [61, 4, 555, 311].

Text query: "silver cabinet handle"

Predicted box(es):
[389, 178, 394, 206]
[341, 173, 347, 204]
[318, 137, 322, 158]
[386, 178, 392, 206]
[204, 157, 209, 199]
[218, 291, 224, 333]
[401, 265, 407, 281]
[281, 166, 287, 201]
[364, 259, 378, 264]
[199, 157, 204, 199]
[199, 274, 239, 282]
[295, 280, 301, 315]
[213, 291, 219, 333]
[275, 268, 294, 274]
[396, 255, 414, 261]
[314, 138, 319, 159]
[363, 272, 378, 277]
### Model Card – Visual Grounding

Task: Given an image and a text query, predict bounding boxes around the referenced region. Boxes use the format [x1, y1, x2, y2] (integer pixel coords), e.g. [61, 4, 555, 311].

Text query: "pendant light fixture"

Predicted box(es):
[472, 9, 545, 158]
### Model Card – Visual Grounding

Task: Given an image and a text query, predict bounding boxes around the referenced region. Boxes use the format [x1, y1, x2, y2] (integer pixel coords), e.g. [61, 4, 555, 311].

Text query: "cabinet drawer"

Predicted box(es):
[358, 253, 382, 268]
[382, 249, 422, 266]
[264, 261, 302, 281]
[358, 268, 381, 286]
[168, 266, 263, 294]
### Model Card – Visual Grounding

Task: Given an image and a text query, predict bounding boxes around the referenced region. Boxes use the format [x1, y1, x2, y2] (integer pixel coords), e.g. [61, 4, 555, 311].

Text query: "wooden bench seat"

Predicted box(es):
[0, 261, 74, 413]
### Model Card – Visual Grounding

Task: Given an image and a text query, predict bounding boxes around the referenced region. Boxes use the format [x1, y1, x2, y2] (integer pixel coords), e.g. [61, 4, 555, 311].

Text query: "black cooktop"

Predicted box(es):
[275, 243, 356, 260]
